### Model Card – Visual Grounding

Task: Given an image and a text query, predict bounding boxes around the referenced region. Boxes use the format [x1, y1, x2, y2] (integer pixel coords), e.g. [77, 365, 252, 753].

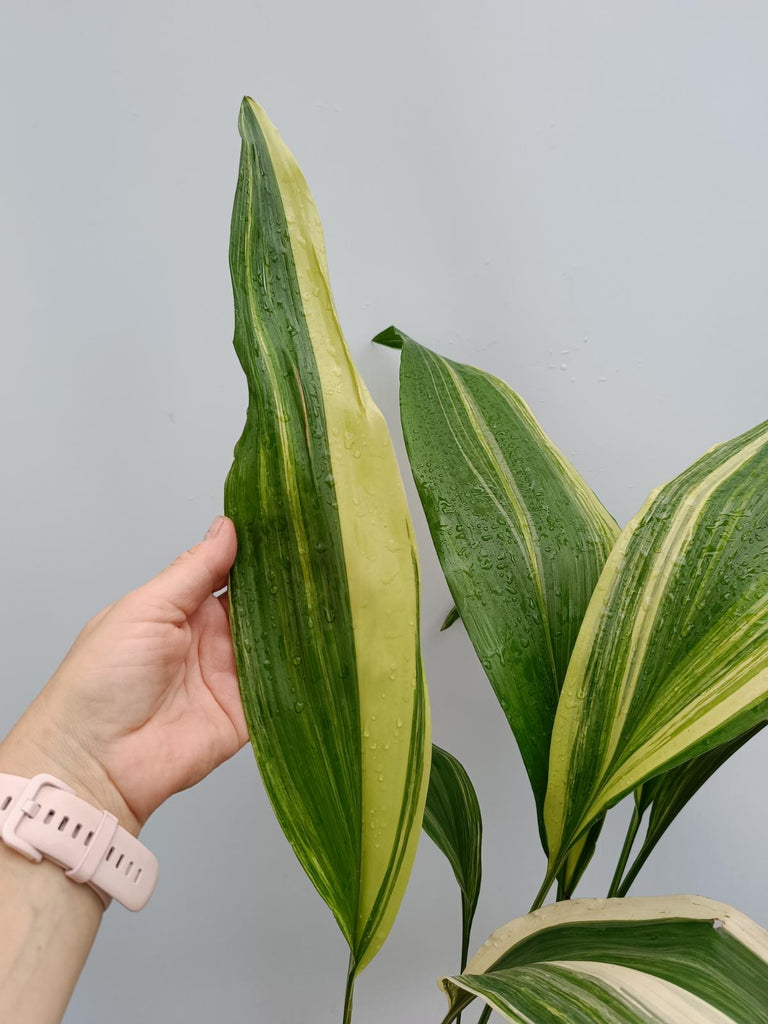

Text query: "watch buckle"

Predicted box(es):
[0, 773, 75, 861]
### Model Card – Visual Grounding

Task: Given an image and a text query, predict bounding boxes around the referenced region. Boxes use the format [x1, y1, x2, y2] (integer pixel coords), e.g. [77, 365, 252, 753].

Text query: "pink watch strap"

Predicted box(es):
[0, 773, 158, 911]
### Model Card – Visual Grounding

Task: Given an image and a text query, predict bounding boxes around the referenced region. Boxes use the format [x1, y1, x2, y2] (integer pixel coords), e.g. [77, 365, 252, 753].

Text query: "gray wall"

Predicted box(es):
[2, 2, 767, 1021]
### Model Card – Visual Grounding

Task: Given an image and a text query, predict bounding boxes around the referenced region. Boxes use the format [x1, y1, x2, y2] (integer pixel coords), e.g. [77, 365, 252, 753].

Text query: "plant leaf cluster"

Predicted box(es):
[226, 98, 768, 1021]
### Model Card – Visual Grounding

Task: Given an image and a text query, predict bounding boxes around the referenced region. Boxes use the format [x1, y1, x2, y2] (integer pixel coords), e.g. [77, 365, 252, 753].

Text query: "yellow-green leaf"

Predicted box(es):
[545, 418, 768, 882]
[224, 99, 431, 1001]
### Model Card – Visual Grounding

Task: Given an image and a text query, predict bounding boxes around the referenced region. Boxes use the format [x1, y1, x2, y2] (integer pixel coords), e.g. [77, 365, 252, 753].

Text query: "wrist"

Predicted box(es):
[0, 709, 141, 839]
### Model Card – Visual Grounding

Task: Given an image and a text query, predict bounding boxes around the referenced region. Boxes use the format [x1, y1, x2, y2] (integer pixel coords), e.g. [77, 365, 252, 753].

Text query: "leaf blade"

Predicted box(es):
[441, 896, 768, 1024]
[545, 418, 768, 874]
[423, 744, 483, 970]
[616, 724, 766, 896]
[375, 327, 619, 845]
[225, 100, 431, 976]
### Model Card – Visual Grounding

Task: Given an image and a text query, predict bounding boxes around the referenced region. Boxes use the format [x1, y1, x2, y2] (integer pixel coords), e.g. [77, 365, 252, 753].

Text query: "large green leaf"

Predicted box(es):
[611, 724, 765, 897]
[440, 896, 768, 1023]
[373, 326, 618, 853]
[423, 744, 483, 971]
[224, 99, 431, 1007]
[545, 418, 768, 884]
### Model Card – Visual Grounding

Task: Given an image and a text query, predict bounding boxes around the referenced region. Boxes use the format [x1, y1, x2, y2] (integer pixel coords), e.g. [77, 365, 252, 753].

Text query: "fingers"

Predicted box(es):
[138, 516, 238, 620]
[197, 597, 249, 749]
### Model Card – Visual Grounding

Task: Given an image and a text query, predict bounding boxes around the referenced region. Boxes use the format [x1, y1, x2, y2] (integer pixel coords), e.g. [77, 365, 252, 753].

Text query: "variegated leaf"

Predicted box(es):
[545, 418, 768, 884]
[440, 896, 768, 1024]
[373, 326, 618, 855]
[224, 100, 431, 1010]
[612, 724, 765, 897]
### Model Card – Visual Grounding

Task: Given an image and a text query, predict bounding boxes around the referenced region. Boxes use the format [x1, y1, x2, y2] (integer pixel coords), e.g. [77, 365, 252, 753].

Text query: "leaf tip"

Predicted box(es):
[440, 605, 460, 632]
[238, 96, 267, 140]
[371, 325, 412, 350]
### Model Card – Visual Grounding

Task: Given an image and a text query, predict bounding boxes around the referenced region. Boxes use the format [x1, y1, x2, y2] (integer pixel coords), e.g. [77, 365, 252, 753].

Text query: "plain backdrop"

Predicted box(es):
[2, 2, 768, 1021]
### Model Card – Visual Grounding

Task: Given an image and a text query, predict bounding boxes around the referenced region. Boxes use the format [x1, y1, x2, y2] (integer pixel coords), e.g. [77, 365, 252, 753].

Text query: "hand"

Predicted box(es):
[0, 516, 248, 836]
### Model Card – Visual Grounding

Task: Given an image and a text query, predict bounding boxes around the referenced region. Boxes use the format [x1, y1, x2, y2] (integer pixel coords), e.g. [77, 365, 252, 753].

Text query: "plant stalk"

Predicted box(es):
[607, 805, 642, 898]
[615, 842, 653, 898]
[477, 1006, 492, 1024]
[529, 869, 556, 913]
[342, 953, 356, 1024]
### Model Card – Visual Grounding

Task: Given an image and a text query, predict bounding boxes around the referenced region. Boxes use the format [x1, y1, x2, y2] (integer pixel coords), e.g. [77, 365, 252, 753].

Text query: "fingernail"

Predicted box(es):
[205, 516, 226, 540]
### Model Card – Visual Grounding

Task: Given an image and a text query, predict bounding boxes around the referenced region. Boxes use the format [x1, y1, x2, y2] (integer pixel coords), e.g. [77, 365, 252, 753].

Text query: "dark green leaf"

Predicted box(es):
[424, 745, 483, 970]
[373, 326, 618, 856]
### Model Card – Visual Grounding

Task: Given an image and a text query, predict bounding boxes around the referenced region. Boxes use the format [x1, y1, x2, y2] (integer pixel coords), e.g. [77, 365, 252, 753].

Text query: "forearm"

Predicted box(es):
[0, 715, 137, 1024]
[0, 839, 103, 1024]
[0, 516, 243, 1022]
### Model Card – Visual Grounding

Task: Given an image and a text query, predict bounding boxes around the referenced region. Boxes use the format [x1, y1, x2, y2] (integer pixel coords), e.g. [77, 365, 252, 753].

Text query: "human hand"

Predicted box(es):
[0, 516, 248, 836]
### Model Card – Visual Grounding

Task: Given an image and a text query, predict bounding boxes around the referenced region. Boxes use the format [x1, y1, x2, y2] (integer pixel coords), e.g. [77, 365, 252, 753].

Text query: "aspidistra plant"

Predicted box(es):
[225, 98, 768, 1021]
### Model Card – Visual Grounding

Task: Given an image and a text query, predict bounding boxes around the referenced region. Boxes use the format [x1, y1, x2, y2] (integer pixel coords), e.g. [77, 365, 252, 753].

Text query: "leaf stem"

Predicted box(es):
[615, 842, 652, 898]
[477, 1006, 492, 1024]
[607, 805, 642, 898]
[342, 953, 356, 1024]
[460, 897, 471, 972]
[529, 869, 555, 913]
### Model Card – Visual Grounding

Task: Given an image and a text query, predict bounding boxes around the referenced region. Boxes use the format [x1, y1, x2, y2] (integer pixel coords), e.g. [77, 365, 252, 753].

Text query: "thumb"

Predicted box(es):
[140, 516, 238, 619]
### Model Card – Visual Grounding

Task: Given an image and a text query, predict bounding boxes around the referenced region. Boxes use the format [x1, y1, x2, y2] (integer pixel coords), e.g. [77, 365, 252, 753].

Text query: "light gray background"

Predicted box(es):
[2, 2, 767, 1021]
